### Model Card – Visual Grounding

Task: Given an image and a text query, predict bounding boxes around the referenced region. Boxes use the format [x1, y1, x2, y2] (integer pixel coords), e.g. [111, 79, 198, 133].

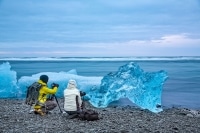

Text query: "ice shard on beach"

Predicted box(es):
[0, 62, 18, 98]
[88, 62, 168, 113]
[0, 62, 168, 113]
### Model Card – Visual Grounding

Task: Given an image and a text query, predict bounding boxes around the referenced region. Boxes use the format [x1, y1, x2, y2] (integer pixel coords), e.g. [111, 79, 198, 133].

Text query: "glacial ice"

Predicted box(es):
[0, 62, 18, 98]
[88, 62, 168, 112]
[18, 71, 102, 98]
[0, 62, 168, 113]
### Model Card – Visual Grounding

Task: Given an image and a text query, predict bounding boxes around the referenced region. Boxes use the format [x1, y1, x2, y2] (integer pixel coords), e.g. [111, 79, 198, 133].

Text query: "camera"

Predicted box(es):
[80, 91, 86, 96]
[51, 83, 59, 88]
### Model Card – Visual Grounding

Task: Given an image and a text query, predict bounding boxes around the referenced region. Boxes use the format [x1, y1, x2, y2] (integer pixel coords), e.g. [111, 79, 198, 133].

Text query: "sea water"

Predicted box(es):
[0, 57, 200, 109]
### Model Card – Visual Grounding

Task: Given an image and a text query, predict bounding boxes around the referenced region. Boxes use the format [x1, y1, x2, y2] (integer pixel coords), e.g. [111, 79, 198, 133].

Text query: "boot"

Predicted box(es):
[34, 108, 45, 116]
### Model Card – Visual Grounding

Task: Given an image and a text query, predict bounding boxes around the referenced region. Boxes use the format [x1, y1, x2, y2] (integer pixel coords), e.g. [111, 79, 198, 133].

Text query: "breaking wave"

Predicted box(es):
[0, 56, 200, 61]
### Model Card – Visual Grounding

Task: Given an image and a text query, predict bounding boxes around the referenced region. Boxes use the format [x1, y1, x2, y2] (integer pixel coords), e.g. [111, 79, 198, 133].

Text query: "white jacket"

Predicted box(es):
[64, 80, 82, 111]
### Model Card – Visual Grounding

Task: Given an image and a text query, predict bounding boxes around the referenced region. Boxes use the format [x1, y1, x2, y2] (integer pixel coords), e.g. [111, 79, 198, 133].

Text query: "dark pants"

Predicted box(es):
[66, 111, 79, 115]
[65, 110, 80, 119]
[44, 100, 57, 112]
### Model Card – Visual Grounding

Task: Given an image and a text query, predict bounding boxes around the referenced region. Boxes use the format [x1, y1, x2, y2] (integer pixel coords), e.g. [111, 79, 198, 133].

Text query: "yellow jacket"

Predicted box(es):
[34, 80, 58, 109]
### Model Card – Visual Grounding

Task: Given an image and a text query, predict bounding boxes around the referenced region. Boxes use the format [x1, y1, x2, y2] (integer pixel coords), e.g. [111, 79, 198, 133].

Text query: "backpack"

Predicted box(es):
[78, 109, 99, 121]
[25, 82, 42, 106]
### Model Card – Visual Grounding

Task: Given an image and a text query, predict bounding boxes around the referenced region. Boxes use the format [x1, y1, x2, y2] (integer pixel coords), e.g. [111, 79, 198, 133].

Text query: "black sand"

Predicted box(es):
[0, 99, 200, 133]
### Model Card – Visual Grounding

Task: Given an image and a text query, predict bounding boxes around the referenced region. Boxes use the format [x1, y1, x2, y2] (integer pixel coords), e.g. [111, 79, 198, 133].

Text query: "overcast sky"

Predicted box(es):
[0, 0, 200, 57]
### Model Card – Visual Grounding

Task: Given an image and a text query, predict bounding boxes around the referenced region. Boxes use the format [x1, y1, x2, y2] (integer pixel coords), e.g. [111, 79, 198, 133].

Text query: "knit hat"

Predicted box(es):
[40, 75, 49, 83]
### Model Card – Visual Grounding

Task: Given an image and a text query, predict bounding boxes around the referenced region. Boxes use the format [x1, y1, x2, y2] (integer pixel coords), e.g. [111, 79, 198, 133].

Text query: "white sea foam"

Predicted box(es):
[0, 56, 200, 61]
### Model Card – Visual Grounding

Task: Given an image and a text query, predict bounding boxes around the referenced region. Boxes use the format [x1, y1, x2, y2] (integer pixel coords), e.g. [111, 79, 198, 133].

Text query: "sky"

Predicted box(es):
[0, 0, 200, 57]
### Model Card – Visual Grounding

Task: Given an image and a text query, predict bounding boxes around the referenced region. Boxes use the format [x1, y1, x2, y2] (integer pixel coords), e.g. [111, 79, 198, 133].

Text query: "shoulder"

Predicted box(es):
[38, 80, 47, 86]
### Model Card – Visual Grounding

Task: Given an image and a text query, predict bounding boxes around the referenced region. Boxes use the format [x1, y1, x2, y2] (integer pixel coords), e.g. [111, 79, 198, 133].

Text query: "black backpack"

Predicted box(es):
[25, 82, 42, 106]
[78, 109, 99, 121]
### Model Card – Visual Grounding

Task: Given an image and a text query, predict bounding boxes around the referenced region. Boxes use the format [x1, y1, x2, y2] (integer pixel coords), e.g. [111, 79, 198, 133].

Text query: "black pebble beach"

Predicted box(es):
[0, 99, 200, 133]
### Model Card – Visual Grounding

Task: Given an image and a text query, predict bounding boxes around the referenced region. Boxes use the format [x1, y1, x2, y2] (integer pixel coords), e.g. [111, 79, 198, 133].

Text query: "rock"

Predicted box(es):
[186, 114, 194, 117]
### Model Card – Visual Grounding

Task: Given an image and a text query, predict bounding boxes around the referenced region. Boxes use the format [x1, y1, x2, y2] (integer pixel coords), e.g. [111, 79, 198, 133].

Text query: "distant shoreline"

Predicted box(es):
[1, 56, 200, 62]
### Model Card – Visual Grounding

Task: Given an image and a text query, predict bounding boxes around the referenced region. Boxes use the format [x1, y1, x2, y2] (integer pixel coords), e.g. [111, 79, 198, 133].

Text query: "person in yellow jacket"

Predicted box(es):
[34, 75, 59, 116]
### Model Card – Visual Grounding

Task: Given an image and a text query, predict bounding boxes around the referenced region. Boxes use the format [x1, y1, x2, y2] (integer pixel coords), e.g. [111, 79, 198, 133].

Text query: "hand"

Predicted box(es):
[80, 91, 86, 96]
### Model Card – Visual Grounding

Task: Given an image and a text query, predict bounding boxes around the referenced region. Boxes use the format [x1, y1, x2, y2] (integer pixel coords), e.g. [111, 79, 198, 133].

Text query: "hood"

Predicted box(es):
[67, 79, 77, 89]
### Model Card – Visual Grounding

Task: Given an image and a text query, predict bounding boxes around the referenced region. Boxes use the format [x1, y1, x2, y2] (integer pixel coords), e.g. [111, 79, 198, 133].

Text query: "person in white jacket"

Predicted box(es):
[64, 79, 82, 116]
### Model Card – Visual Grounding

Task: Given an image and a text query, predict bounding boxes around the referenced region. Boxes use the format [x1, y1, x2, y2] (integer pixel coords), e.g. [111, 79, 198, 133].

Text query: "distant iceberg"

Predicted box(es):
[0, 62, 168, 113]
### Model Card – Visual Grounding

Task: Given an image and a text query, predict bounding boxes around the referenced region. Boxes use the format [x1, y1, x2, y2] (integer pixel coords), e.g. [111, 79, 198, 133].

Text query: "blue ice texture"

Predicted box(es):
[88, 62, 168, 113]
[0, 62, 168, 113]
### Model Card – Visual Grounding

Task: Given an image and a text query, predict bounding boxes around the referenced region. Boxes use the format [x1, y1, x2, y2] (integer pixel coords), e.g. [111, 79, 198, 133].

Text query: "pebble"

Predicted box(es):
[0, 99, 200, 133]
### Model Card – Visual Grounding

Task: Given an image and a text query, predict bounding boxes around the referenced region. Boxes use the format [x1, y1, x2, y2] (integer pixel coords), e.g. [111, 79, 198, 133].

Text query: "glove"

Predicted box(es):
[80, 91, 86, 96]
[51, 83, 59, 88]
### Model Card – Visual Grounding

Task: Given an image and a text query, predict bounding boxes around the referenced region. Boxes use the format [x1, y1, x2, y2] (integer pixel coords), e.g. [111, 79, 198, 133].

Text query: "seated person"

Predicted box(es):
[64, 79, 82, 117]
[34, 75, 58, 116]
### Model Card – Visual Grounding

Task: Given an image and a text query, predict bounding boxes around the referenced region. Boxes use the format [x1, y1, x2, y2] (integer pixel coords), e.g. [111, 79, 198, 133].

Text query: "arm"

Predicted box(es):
[77, 93, 83, 109]
[43, 86, 58, 94]
[75, 92, 83, 111]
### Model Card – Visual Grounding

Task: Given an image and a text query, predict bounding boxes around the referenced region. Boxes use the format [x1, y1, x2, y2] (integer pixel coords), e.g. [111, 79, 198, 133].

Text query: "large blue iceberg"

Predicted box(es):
[88, 62, 168, 112]
[0, 62, 168, 113]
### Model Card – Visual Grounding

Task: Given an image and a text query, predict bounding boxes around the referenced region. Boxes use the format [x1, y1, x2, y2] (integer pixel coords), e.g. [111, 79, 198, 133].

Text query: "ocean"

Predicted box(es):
[0, 56, 200, 110]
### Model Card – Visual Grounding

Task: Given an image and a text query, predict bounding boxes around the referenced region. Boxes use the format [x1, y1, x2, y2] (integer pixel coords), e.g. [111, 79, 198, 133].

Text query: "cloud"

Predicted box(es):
[1, 33, 200, 57]
[0, 0, 200, 57]
[149, 34, 200, 47]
